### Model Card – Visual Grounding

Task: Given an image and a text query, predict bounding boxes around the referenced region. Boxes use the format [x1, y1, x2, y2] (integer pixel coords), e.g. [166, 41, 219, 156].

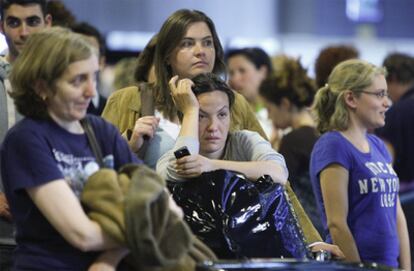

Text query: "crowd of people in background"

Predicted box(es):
[0, 0, 412, 271]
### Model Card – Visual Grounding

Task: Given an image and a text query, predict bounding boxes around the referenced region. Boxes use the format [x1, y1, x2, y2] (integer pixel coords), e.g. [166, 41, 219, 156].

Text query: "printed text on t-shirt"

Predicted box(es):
[358, 161, 398, 208]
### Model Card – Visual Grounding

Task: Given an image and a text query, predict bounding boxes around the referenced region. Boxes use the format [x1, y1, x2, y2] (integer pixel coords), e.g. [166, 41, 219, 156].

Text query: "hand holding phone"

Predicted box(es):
[174, 146, 190, 159]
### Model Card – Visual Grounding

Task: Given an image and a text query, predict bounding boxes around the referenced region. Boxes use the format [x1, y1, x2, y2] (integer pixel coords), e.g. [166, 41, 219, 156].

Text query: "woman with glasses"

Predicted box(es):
[310, 59, 410, 269]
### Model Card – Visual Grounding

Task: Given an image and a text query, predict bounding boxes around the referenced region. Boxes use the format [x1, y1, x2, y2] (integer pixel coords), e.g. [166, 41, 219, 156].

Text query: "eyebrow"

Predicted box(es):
[199, 105, 229, 115]
[6, 15, 42, 21]
[218, 105, 229, 111]
[182, 35, 213, 41]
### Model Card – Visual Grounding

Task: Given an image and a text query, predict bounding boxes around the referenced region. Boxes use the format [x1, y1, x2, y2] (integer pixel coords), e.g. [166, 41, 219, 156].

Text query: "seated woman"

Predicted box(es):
[157, 73, 287, 185]
[311, 59, 410, 269]
[0, 27, 137, 270]
[156, 73, 344, 259]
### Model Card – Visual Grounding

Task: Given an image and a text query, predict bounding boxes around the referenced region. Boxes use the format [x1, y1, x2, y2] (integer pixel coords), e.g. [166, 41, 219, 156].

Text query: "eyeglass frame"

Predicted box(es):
[358, 89, 390, 99]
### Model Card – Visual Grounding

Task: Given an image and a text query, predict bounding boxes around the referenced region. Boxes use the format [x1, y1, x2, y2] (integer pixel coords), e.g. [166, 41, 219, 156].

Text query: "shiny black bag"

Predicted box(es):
[167, 170, 311, 259]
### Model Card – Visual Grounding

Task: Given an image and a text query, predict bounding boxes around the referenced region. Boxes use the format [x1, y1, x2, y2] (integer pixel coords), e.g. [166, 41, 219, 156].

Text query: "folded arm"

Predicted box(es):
[174, 156, 286, 185]
[27, 180, 120, 252]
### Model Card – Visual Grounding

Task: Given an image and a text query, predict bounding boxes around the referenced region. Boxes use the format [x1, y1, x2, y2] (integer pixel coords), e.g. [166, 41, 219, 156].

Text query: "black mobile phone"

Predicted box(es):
[174, 146, 190, 159]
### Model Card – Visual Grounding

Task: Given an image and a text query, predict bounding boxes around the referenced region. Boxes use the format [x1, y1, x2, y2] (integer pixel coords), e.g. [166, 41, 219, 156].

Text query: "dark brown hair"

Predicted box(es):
[154, 9, 226, 120]
[134, 34, 157, 83]
[383, 52, 414, 84]
[226, 47, 273, 74]
[314, 45, 359, 88]
[46, 0, 75, 27]
[260, 56, 316, 109]
[177, 73, 234, 121]
[1, 0, 48, 19]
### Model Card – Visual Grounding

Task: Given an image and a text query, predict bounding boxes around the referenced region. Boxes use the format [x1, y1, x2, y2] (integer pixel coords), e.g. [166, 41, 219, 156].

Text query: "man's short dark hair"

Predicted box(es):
[71, 22, 106, 57]
[1, 0, 48, 20]
[383, 52, 414, 84]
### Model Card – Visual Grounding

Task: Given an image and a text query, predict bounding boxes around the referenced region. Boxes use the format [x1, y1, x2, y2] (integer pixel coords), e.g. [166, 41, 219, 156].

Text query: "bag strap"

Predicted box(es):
[80, 117, 104, 167]
[139, 82, 155, 117]
[136, 82, 155, 159]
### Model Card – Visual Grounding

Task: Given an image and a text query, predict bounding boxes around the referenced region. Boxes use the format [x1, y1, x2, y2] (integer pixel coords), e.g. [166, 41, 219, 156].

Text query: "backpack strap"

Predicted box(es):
[80, 117, 104, 167]
[136, 82, 155, 159]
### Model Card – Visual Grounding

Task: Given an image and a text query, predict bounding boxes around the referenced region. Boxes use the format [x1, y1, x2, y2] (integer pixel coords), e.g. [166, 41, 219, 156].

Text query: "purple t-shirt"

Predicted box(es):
[1, 115, 140, 270]
[310, 131, 399, 267]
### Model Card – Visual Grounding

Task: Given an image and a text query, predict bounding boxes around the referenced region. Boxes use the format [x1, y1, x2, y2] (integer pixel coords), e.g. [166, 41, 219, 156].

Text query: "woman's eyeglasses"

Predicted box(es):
[359, 90, 390, 99]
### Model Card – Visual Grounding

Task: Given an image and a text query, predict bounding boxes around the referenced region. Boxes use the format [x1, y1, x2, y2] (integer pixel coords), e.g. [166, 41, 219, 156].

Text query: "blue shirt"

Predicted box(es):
[310, 131, 399, 267]
[1, 115, 140, 270]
